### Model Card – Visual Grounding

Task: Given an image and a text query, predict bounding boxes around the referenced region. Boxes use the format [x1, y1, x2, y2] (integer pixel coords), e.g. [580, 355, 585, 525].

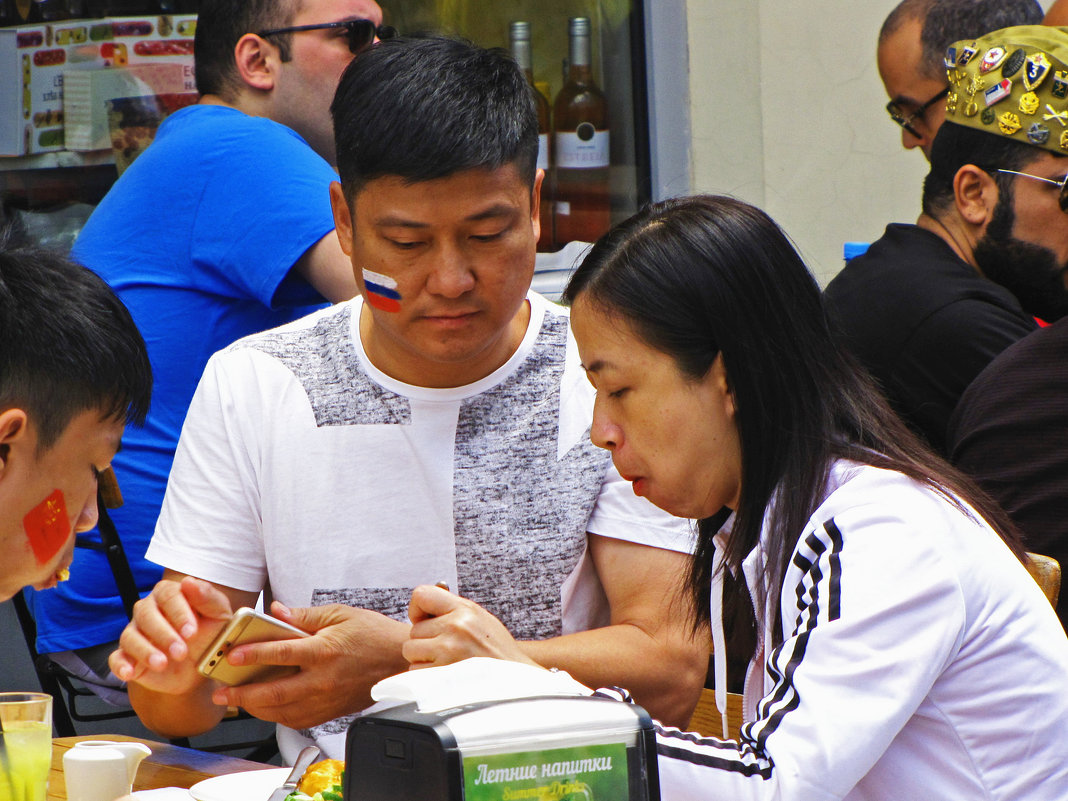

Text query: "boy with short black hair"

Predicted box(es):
[0, 227, 151, 601]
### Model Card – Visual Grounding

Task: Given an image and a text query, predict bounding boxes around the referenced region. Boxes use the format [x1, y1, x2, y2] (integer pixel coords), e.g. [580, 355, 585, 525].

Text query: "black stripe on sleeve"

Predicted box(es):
[823, 519, 843, 621]
[656, 742, 774, 779]
[654, 516, 847, 780]
[746, 519, 846, 748]
[792, 536, 825, 631]
[752, 631, 808, 752]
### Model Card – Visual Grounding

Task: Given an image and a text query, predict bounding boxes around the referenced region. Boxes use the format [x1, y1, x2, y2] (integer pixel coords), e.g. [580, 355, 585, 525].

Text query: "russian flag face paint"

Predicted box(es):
[363, 268, 402, 312]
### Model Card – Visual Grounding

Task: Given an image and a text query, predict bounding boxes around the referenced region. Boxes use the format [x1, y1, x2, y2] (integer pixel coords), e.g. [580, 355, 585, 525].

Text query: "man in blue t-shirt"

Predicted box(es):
[25, 0, 384, 702]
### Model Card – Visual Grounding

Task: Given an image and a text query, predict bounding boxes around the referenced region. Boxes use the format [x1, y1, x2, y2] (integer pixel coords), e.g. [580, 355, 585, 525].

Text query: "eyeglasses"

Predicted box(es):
[885, 87, 949, 138]
[257, 19, 397, 55]
[996, 169, 1068, 213]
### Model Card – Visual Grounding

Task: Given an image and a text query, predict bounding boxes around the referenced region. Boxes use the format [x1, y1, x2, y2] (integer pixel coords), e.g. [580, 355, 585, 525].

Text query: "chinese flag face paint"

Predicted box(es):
[23, 489, 70, 564]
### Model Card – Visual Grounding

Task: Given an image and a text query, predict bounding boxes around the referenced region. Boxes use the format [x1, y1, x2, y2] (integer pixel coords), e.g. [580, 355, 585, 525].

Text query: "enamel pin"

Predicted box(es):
[1023, 53, 1052, 91]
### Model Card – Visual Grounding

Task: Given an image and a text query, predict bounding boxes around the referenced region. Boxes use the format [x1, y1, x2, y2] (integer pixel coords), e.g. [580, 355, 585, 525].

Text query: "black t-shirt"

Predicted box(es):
[948, 318, 1068, 628]
[823, 223, 1036, 453]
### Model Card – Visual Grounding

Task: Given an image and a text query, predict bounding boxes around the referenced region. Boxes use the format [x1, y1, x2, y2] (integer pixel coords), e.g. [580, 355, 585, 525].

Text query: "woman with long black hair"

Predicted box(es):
[563, 195, 1068, 800]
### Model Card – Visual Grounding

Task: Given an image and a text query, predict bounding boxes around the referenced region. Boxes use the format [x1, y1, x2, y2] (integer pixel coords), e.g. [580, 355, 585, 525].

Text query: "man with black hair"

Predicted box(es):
[0, 228, 151, 602]
[26, 0, 383, 703]
[110, 35, 705, 762]
[878, 0, 1042, 159]
[827, 25, 1068, 455]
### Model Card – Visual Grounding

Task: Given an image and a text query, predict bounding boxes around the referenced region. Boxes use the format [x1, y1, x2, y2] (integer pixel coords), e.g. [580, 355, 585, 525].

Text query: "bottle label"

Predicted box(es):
[555, 126, 609, 168]
[538, 133, 549, 171]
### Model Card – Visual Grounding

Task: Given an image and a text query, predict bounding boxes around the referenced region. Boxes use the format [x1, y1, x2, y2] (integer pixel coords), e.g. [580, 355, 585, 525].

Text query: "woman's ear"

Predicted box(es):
[711, 353, 736, 417]
[953, 164, 999, 227]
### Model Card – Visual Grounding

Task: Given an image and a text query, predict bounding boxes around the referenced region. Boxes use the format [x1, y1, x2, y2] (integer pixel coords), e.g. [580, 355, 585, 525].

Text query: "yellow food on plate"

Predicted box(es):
[297, 758, 344, 798]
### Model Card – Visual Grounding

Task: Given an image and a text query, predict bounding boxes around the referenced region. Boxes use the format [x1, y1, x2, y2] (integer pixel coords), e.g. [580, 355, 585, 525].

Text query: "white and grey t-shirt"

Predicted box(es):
[149, 292, 693, 758]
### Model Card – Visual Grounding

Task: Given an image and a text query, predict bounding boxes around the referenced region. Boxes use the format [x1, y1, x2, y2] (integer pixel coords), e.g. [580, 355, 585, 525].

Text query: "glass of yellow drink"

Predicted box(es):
[0, 693, 52, 801]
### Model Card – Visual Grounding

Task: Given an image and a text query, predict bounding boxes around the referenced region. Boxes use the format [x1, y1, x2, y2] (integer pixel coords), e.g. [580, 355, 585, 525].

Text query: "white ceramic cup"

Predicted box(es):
[62, 740, 151, 801]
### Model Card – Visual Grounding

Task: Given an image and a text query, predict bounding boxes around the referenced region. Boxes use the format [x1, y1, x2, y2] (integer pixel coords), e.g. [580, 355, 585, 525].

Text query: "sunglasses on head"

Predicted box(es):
[257, 19, 397, 55]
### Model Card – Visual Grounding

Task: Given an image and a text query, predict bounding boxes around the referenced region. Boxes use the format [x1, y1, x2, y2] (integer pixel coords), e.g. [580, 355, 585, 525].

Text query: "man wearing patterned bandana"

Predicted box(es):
[108, 36, 706, 764]
[827, 25, 1068, 455]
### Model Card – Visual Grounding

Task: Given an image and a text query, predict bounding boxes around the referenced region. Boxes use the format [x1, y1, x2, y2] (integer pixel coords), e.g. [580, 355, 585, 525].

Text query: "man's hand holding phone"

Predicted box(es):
[208, 603, 414, 731]
[196, 607, 310, 685]
[114, 578, 415, 733]
[109, 575, 237, 694]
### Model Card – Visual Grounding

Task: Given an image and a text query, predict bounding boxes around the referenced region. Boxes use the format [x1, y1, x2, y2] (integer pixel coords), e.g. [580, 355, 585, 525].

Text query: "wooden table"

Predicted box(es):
[48, 734, 276, 800]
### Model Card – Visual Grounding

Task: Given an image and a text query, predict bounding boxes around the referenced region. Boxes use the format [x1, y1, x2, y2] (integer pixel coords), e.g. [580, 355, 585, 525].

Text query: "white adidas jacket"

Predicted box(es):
[651, 461, 1068, 801]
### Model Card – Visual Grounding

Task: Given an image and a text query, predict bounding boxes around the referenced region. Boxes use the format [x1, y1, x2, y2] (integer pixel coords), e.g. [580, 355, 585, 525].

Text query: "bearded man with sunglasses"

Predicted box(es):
[827, 26, 1068, 456]
[23, 0, 386, 706]
[943, 0, 1068, 638]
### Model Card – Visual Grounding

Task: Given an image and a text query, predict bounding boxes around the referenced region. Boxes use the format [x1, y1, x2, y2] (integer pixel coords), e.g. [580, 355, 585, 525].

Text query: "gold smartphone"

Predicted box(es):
[195, 607, 309, 686]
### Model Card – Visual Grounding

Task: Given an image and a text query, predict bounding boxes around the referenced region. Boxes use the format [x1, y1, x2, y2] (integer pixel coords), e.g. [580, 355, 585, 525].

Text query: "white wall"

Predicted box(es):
[682, 0, 1059, 285]
[684, 0, 928, 286]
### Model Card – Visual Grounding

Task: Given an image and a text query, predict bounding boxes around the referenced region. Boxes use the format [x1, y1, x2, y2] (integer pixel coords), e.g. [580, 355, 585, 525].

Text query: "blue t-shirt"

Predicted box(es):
[27, 105, 338, 652]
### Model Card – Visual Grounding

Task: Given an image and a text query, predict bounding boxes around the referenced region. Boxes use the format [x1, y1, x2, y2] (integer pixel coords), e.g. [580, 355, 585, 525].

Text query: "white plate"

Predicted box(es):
[188, 767, 291, 801]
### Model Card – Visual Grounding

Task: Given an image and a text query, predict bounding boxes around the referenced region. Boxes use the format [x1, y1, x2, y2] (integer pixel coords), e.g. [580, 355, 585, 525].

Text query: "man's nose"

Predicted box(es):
[73, 487, 100, 534]
[902, 128, 923, 150]
[427, 246, 476, 297]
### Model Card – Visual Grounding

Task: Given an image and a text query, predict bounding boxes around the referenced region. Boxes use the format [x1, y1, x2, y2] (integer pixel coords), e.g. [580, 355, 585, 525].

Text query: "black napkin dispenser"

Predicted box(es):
[344, 694, 660, 801]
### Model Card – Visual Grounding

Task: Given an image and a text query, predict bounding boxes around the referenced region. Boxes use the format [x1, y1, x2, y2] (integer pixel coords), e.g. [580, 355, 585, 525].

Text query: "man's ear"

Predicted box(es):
[329, 181, 355, 258]
[530, 168, 544, 242]
[0, 408, 29, 475]
[954, 164, 999, 228]
[233, 33, 277, 92]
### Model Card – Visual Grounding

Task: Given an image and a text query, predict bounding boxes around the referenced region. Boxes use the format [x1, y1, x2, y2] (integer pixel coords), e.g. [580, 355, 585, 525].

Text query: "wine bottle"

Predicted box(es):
[509, 20, 553, 252]
[552, 16, 609, 246]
